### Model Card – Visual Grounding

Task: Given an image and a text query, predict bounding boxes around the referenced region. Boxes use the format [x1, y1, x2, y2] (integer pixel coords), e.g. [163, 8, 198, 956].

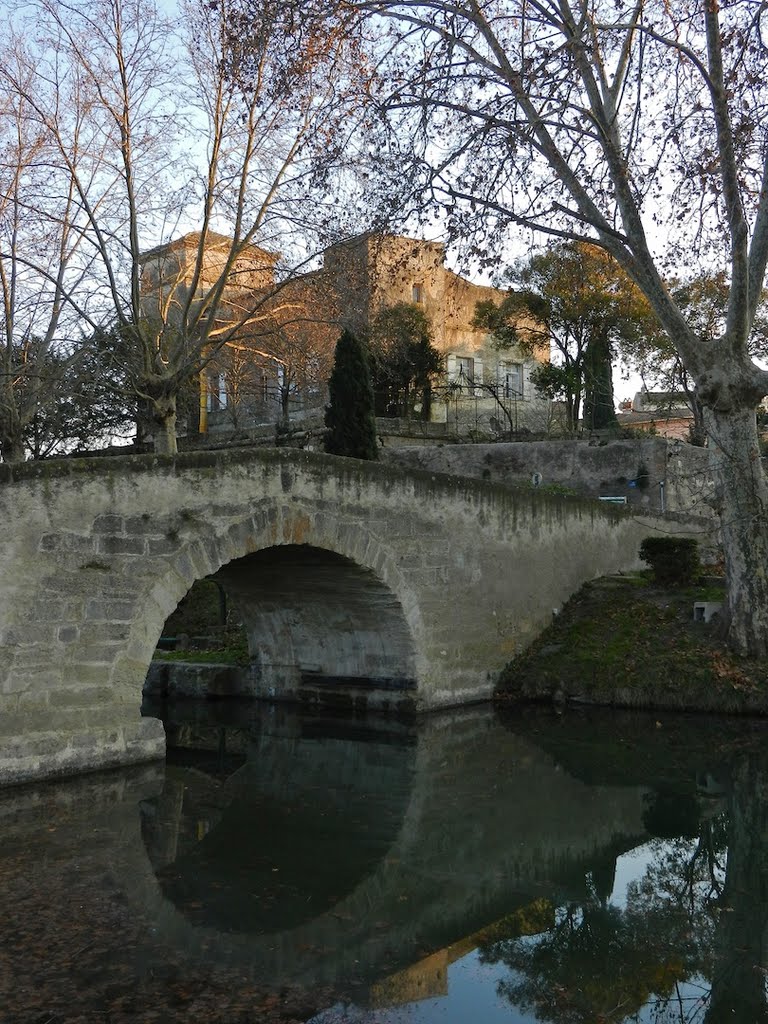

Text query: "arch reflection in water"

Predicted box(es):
[138, 702, 710, 995]
[143, 709, 416, 935]
[4, 704, 768, 1024]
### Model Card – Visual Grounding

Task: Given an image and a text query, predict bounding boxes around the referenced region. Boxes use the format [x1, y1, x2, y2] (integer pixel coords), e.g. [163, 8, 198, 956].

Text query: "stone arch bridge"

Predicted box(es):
[0, 447, 706, 785]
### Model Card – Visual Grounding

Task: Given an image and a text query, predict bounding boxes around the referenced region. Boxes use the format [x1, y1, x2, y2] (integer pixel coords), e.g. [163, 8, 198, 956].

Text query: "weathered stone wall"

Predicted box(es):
[383, 437, 716, 517]
[144, 660, 251, 700]
[0, 447, 710, 785]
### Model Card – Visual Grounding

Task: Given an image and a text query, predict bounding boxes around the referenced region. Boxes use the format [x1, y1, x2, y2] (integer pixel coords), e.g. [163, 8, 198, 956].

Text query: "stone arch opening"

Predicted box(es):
[144, 541, 419, 713]
[211, 544, 418, 711]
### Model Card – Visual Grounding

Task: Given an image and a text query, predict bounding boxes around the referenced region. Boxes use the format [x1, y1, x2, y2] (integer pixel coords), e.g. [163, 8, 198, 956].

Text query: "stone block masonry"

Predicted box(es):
[383, 437, 715, 518]
[0, 446, 713, 785]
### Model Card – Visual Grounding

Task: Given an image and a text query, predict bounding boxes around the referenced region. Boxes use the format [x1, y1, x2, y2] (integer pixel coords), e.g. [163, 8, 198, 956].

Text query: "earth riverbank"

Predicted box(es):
[496, 574, 768, 715]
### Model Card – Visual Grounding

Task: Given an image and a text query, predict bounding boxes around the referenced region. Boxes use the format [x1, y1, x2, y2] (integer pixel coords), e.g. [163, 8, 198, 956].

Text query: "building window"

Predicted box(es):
[412, 283, 424, 304]
[500, 361, 523, 398]
[205, 373, 228, 412]
[455, 356, 475, 387]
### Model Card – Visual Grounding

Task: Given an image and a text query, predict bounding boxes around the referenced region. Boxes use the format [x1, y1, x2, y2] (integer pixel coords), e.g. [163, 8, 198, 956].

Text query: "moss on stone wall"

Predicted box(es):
[0, 443, 641, 532]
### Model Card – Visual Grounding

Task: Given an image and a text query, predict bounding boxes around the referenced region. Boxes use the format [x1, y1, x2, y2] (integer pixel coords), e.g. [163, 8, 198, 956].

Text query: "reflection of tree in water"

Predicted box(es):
[703, 755, 768, 1023]
[480, 893, 703, 1022]
[481, 757, 768, 1023]
[478, 808, 731, 1022]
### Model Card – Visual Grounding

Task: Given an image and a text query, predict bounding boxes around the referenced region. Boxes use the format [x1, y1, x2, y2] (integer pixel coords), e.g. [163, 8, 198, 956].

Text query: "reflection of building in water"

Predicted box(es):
[371, 949, 449, 1006]
[369, 898, 556, 1009]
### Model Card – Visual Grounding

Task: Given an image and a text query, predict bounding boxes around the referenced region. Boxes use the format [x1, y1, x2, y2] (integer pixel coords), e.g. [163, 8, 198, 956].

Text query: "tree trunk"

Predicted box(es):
[151, 392, 178, 456]
[0, 434, 25, 463]
[280, 387, 290, 431]
[0, 401, 25, 462]
[198, 369, 208, 436]
[421, 380, 432, 421]
[706, 405, 768, 656]
[565, 394, 578, 434]
[688, 395, 707, 447]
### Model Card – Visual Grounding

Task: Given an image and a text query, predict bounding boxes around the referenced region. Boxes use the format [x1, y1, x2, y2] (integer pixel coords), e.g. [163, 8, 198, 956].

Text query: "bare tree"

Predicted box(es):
[203, 275, 338, 432]
[0, 31, 103, 462]
[346, 0, 768, 658]
[129, 0, 370, 451]
[0, 0, 181, 457]
[260, 275, 339, 430]
[3, 0, 366, 456]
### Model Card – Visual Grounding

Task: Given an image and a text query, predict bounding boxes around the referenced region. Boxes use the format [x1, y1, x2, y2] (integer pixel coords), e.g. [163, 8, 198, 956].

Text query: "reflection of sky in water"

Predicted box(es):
[610, 843, 716, 1022]
[609, 842, 658, 908]
[310, 839, 710, 1024]
[310, 950, 535, 1023]
[637, 978, 711, 1024]
[607, 844, 710, 1024]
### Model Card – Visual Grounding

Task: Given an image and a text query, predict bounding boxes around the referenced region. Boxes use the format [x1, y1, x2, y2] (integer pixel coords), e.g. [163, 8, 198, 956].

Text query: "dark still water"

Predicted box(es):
[2, 702, 768, 1024]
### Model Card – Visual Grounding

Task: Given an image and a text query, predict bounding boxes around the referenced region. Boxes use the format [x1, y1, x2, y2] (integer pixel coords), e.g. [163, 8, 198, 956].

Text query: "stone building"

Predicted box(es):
[139, 230, 550, 437]
[138, 232, 336, 433]
[324, 233, 551, 435]
[138, 231, 278, 324]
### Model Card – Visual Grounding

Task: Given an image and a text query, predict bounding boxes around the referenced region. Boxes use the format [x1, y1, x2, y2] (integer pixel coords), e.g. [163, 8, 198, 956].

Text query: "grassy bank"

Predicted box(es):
[153, 644, 248, 665]
[497, 573, 768, 714]
[155, 578, 249, 664]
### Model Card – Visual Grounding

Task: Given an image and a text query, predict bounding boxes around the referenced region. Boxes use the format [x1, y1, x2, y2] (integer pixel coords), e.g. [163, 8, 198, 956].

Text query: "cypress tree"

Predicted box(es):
[324, 329, 378, 459]
[582, 330, 618, 431]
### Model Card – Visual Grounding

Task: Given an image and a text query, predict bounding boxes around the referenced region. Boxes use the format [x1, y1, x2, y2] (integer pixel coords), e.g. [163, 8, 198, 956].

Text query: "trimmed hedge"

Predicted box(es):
[639, 536, 700, 586]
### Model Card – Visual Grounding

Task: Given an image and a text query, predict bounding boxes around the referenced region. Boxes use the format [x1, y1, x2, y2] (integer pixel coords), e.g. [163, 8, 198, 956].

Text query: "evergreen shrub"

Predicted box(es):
[324, 329, 378, 460]
[639, 536, 700, 586]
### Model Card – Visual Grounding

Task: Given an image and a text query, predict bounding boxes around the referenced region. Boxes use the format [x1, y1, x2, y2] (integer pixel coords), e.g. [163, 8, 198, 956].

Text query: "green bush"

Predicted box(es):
[639, 536, 700, 586]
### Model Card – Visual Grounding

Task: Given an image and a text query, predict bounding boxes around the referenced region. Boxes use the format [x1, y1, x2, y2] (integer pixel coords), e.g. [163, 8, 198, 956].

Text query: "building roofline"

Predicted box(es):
[139, 230, 279, 264]
[323, 230, 446, 255]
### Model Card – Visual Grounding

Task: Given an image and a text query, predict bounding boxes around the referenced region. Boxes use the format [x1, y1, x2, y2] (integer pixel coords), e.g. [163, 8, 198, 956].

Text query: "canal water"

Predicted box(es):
[2, 700, 768, 1024]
